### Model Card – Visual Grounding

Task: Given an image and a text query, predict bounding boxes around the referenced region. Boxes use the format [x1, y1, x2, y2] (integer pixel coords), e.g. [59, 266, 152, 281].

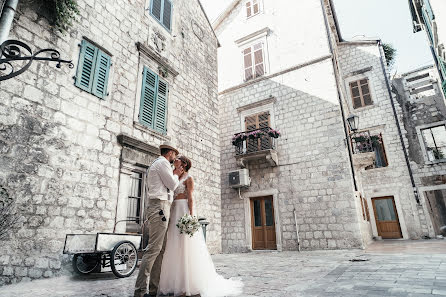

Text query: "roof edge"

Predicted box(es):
[197, 0, 221, 47]
[212, 0, 241, 31]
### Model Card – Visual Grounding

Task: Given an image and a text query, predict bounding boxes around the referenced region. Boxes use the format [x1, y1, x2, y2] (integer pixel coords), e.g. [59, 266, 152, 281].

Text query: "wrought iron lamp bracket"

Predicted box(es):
[0, 39, 74, 81]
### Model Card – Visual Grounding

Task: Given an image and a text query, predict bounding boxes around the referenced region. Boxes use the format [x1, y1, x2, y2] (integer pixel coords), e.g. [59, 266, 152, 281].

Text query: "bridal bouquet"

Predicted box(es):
[176, 214, 201, 237]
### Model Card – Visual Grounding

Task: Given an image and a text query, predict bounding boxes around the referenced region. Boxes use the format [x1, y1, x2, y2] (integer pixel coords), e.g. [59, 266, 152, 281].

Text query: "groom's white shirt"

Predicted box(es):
[146, 156, 180, 202]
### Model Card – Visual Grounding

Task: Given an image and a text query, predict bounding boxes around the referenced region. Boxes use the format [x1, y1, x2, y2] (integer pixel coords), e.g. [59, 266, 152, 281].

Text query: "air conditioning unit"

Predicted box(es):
[228, 169, 250, 188]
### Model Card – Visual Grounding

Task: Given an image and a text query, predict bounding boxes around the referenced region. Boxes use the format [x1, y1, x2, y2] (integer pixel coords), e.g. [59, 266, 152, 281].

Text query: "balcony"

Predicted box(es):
[232, 127, 279, 167]
[351, 131, 382, 169]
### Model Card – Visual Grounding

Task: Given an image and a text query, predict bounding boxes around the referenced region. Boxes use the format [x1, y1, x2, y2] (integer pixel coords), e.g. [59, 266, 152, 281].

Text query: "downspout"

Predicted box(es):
[0, 0, 19, 44]
[319, 0, 358, 191]
[377, 40, 420, 205]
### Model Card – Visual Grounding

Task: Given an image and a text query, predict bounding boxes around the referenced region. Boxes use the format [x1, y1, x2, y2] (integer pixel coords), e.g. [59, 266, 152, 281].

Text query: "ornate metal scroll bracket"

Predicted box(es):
[0, 39, 74, 81]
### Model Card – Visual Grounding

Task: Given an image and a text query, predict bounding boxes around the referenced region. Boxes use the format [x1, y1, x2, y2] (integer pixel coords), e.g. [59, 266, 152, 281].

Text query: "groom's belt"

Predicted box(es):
[147, 195, 172, 202]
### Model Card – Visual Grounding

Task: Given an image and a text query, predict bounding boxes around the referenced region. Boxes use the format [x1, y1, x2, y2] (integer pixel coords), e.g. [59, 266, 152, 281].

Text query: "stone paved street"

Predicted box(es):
[1, 240, 446, 297]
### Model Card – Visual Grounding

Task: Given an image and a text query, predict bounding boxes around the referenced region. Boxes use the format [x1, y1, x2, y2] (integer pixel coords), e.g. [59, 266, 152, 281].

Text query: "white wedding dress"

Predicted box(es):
[158, 174, 243, 297]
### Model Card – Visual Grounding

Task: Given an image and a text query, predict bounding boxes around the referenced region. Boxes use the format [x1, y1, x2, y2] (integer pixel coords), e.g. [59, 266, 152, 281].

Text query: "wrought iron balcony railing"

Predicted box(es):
[350, 131, 376, 154]
[233, 127, 278, 155]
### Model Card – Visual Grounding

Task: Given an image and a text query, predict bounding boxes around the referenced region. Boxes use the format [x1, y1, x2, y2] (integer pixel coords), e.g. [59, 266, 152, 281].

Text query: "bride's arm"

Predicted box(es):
[186, 177, 194, 215]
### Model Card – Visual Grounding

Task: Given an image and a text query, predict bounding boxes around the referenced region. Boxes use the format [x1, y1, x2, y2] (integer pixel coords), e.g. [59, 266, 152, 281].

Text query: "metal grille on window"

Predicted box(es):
[127, 172, 143, 231]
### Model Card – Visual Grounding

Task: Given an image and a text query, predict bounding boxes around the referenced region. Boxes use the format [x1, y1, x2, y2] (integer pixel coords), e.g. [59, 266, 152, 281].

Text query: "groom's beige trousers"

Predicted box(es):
[134, 199, 171, 297]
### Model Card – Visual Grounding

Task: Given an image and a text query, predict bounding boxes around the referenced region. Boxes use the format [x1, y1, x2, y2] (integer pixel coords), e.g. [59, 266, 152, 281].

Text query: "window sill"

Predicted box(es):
[353, 104, 375, 112]
[149, 14, 172, 34]
[363, 165, 389, 172]
[134, 121, 171, 142]
[246, 12, 261, 20]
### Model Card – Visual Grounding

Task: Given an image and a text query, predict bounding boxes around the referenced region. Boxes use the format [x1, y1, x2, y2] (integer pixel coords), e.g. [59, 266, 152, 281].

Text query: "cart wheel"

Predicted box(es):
[72, 254, 100, 274]
[111, 241, 138, 278]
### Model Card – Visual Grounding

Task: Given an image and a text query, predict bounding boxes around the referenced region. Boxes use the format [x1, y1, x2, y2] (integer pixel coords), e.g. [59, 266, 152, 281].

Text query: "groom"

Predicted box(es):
[134, 141, 184, 297]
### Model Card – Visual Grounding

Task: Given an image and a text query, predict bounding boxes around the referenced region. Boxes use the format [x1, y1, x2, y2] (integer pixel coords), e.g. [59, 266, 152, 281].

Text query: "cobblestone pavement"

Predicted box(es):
[1, 240, 446, 297]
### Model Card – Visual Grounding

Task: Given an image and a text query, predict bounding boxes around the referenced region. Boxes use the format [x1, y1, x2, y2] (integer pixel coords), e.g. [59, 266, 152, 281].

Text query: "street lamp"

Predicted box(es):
[347, 114, 359, 133]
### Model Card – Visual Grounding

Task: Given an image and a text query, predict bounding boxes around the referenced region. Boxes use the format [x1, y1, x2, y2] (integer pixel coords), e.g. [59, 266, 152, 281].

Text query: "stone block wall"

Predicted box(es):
[0, 0, 219, 285]
[393, 68, 446, 186]
[392, 67, 446, 236]
[337, 43, 429, 239]
[219, 58, 363, 252]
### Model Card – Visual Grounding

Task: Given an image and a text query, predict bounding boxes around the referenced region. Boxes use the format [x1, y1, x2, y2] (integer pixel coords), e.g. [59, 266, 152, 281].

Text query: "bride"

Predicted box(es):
[158, 156, 243, 297]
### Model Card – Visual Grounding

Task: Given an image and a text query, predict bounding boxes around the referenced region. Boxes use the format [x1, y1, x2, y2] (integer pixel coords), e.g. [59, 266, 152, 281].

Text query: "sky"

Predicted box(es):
[200, 0, 434, 74]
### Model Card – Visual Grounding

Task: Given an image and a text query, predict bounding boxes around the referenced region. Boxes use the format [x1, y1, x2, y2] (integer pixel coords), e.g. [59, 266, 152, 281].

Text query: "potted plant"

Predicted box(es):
[247, 130, 266, 139]
[267, 128, 281, 138]
[232, 132, 247, 146]
[352, 133, 373, 153]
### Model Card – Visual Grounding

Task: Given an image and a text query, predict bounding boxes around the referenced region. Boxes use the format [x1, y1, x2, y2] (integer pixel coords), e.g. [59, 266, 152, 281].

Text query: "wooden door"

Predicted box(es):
[372, 197, 402, 239]
[250, 196, 277, 250]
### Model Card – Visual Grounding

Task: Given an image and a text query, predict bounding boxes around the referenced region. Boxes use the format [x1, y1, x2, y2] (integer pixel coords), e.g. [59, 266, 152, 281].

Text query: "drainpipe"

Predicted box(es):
[0, 0, 19, 45]
[319, 0, 358, 191]
[377, 40, 420, 205]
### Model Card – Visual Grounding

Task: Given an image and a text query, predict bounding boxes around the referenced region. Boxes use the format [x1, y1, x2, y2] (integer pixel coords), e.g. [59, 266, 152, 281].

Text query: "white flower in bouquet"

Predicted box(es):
[176, 214, 201, 237]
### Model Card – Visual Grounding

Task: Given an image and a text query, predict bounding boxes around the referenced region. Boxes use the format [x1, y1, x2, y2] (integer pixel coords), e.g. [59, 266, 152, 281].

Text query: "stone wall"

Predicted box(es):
[219, 58, 363, 253]
[0, 0, 219, 285]
[393, 66, 446, 236]
[336, 43, 429, 239]
[393, 67, 446, 186]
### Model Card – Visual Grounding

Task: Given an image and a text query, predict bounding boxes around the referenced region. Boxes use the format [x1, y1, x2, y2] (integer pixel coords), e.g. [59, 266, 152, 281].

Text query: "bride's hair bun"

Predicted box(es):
[178, 156, 192, 172]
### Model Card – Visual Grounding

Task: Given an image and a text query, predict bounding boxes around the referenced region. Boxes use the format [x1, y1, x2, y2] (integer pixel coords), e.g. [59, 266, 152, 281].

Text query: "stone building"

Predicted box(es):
[409, 0, 446, 97]
[393, 65, 446, 237]
[216, 0, 363, 253]
[0, 0, 219, 285]
[215, 0, 433, 253]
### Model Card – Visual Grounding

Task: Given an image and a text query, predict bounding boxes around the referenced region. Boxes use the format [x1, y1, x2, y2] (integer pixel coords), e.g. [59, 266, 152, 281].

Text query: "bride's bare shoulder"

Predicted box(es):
[186, 176, 194, 187]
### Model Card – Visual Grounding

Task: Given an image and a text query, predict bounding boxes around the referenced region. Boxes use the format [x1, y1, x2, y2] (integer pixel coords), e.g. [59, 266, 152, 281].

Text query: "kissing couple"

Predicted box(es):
[134, 142, 243, 297]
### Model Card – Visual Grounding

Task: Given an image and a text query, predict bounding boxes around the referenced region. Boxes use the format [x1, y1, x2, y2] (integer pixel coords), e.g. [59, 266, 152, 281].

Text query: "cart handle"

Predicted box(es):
[113, 219, 149, 233]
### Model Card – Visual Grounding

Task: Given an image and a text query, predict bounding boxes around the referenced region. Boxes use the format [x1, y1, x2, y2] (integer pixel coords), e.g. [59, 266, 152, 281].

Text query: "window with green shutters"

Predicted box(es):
[150, 0, 173, 31]
[75, 40, 111, 99]
[139, 67, 169, 134]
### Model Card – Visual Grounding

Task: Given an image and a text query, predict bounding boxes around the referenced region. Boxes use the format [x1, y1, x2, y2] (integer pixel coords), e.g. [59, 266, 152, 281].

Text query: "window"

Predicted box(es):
[75, 40, 111, 99]
[246, 0, 260, 18]
[406, 72, 430, 82]
[139, 66, 169, 134]
[421, 125, 446, 161]
[371, 134, 388, 168]
[243, 42, 265, 81]
[149, 0, 173, 31]
[126, 171, 145, 233]
[349, 79, 373, 109]
[245, 111, 271, 152]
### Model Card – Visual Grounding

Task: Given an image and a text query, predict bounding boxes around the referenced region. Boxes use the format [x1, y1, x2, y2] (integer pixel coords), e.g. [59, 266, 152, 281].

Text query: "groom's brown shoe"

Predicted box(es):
[143, 294, 156, 297]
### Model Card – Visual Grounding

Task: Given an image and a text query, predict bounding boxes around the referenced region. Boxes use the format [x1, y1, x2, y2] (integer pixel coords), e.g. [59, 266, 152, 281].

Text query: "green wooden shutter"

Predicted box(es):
[139, 67, 157, 128]
[151, 0, 162, 21]
[162, 0, 172, 30]
[442, 80, 446, 98]
[154, 77, 168, 134]
[75, 40, 98, 92]
[92, 50, 111, 99]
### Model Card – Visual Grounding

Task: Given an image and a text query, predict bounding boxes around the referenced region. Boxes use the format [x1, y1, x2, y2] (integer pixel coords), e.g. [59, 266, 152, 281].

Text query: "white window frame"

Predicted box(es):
[236, 28, 270, 83]
[416, 120, 446, 164]
[245, 0, 262, 19]
[242, 42, 266, 82]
